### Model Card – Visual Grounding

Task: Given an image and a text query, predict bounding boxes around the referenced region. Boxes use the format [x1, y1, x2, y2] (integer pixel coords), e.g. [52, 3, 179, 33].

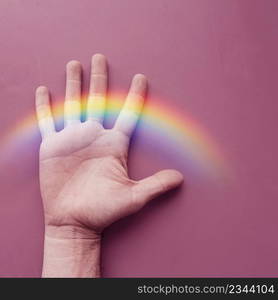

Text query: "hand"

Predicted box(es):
[36, 54, 183, 277]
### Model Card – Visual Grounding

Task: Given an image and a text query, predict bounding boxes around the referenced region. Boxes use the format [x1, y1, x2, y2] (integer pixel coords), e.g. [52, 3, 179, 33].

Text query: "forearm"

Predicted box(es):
[42, 225, 101, 278]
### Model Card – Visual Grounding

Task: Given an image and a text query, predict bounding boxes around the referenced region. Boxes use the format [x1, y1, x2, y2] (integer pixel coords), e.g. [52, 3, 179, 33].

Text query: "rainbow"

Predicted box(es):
[0, 93, 231, 179]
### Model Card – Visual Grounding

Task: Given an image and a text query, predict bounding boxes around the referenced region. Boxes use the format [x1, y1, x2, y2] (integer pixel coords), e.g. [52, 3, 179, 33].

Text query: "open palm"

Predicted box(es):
[36, 54, 183, 233]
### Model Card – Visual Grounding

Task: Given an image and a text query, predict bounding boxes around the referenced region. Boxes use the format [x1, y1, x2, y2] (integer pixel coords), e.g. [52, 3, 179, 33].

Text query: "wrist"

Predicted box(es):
[44, 224, 101, 240]
[42, 225, 101, 278]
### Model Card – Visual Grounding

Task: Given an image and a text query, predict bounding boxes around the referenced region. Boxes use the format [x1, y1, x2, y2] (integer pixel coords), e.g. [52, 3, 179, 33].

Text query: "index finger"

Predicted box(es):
[113, 74, 147, 137]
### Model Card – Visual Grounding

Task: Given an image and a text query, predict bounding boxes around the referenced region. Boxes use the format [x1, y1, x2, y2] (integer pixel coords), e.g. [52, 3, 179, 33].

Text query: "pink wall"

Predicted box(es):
[0, 0, 278, 277]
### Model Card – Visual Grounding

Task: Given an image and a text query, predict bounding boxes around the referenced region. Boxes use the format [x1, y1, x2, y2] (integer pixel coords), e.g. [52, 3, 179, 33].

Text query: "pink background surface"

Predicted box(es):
[0, 0, 278, 277]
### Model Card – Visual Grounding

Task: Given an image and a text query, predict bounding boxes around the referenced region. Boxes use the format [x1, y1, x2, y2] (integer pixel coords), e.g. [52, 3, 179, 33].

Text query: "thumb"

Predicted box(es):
[133, 169, 184, 207]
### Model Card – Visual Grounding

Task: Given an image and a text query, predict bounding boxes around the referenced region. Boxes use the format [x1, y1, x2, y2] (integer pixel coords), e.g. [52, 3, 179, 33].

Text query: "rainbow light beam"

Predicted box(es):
[0, 93, 232, 179]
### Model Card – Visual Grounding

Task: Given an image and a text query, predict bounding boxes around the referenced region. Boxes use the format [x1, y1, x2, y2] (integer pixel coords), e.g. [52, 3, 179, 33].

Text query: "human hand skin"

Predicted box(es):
[36, 54, 183, 277]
